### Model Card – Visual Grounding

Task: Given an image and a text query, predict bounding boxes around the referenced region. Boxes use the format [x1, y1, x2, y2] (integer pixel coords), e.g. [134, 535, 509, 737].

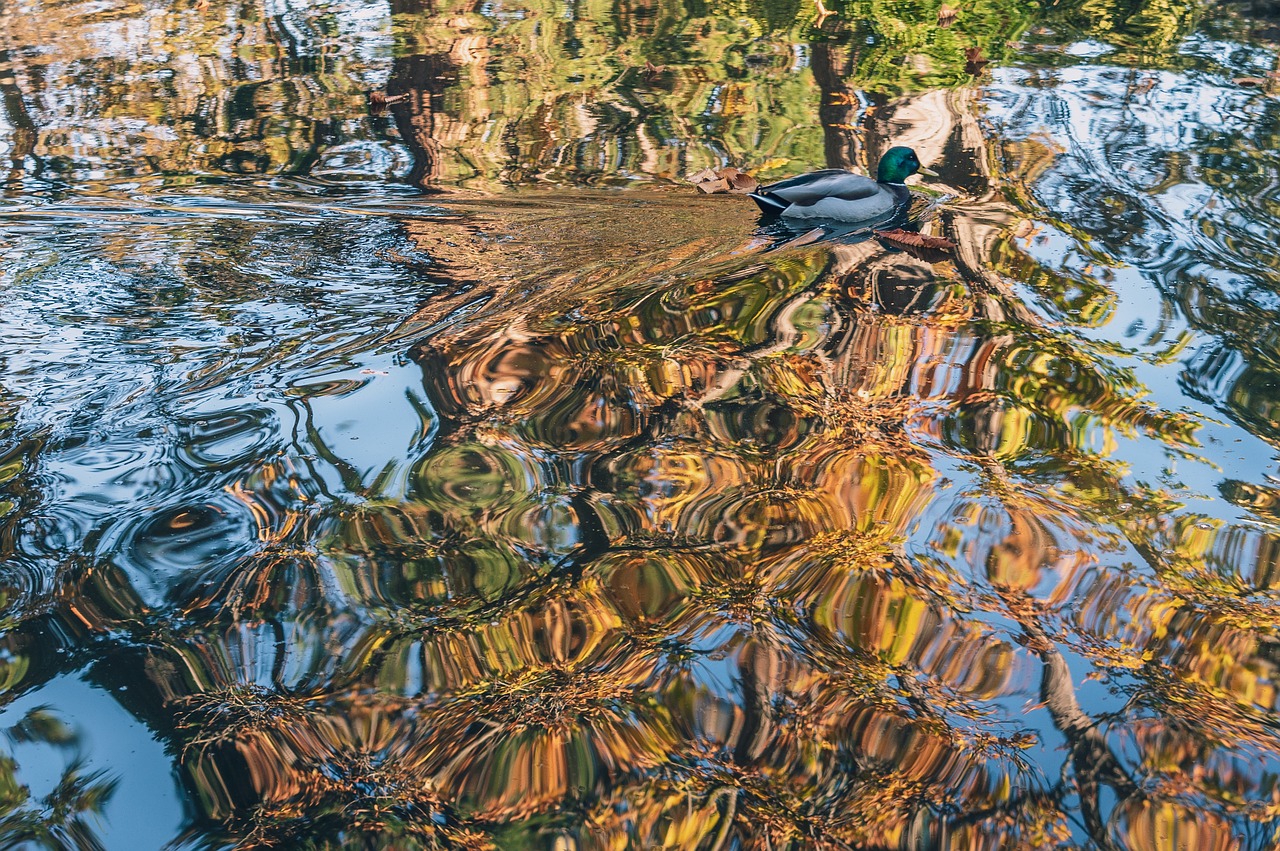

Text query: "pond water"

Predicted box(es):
[2, 0, 1280, 847]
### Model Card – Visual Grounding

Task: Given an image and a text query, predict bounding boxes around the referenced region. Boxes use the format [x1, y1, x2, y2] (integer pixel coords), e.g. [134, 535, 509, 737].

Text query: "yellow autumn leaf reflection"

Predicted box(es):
[63, 161, 1269, 843]
[1111, 797, 1241, 851]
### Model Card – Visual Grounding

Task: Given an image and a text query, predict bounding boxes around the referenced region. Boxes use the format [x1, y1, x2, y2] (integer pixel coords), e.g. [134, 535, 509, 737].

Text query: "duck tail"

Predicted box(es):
[749, 192, 788, 216]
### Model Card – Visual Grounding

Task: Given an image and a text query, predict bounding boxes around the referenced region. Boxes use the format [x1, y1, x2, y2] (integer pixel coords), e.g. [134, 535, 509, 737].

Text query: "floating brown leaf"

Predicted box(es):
[875, 228, 957, 254]
[964, 47, 989, 76]
[369, 91, 409, 115]
[688, 166, 759, 194]
[643, 60, 668, 81]
[1233, 76, 1270, 88]
[717, 167, 759, 193]
[937, 5, 957, 27]
[1131, 76, 1159, 97]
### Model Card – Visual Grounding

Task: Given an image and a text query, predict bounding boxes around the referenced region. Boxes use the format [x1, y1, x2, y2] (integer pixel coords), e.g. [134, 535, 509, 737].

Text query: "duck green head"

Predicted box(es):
[876, 146, 938, 184]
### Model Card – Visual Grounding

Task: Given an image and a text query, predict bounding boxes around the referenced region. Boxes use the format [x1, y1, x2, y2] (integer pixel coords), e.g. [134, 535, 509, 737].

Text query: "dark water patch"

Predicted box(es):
[97, 499, 260, 607]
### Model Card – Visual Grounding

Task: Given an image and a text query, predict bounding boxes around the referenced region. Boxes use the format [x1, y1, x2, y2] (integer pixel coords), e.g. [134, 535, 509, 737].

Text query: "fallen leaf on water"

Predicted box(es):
[643, 59, 668, 80]
[937, 5, 957, 27]
[875, 228, 957, 253]
[1233, 76, 1270, 88]
[964, 47, 989, 76]
[718, 167, 760, 193]
[688, 166, 759, 194]
[1132, 76, 1159, 96]
[369, 91, 409, 115]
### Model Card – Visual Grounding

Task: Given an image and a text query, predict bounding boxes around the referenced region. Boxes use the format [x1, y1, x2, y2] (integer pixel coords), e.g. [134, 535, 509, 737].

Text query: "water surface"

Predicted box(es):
[3, 0, 1280, 848]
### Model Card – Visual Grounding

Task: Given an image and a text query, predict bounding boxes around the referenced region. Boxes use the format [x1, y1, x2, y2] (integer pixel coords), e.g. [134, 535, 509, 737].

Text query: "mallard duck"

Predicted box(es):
[749, 146, 937, 221]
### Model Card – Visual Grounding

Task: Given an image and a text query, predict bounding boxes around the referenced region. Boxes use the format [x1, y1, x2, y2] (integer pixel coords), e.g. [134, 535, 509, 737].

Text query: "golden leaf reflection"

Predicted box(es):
[57, 148, 1273, 847]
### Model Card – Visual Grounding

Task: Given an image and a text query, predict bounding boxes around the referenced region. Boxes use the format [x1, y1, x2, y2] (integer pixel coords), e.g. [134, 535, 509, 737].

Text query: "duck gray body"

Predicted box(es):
[748, 146, 935, 223]
[750, 170, 909, 221]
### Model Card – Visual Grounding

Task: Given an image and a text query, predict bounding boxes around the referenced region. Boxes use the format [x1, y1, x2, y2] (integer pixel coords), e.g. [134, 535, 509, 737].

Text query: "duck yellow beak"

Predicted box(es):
[917, 166, 939, 177]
